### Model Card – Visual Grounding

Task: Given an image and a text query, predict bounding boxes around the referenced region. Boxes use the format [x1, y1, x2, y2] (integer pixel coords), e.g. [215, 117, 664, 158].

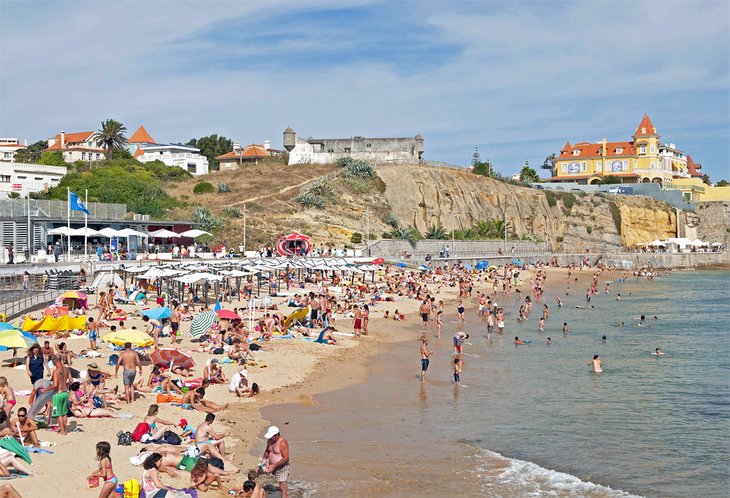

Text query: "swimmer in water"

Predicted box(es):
[562, 322, 569, 334]
[575, 305, 596, 309]
[652, 348, 665, 356]
[546, 337, 552, 345]
[589, 354, 602, 373]
[514, 336, 526, 345]
[602, 335, 607, 343]
[619, 321, 624, 327]
[616, 293, 621, 301]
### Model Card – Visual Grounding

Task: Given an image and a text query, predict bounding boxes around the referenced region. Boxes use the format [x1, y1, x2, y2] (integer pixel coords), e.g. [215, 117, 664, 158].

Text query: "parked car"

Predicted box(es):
[608, 186, 633, 194]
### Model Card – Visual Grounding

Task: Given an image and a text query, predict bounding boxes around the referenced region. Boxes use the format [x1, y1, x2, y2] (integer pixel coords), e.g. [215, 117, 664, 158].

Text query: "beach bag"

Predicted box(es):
[212, 347, 224, 355]
[162, 430, 182, 445]
[131, 422, 150, 443]
[92, 395, 104, 408]
[117, 431, 133, 446]
[206, 456, 225, 470]
[122, 478, 140, 498]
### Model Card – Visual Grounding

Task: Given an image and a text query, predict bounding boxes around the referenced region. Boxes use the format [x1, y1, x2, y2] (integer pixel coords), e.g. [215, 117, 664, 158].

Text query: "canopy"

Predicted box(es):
[71, 227, 99, 236]
[649, 240, 666, 247]
[97, 227, 124, 238]
[180, 229, 211, 238]
[276, 231, 311, 256]
[117, 228, 148, 238]
[190, 311, 217, 338]
[690, 239, 709, 247]
[141, 306, 172, 320]
[149, 229, 180, 238]
[149, 348, 195, 370]
[22, 315, 86, 332]
[102, 329, 154, 348]
[48, 226, 77, 236]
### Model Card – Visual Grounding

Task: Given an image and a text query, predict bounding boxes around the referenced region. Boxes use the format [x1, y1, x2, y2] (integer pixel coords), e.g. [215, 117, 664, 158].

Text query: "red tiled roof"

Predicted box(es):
[46, 131, 95, 150]
[633, 114, 658, 137]
[558, 141, 635, 159]
[0, 143, 25, 148]
[133, 148, 144, 159]
[216, 144, 269, 160]
[686, 155, 703, 177]
[129, 125, 156, 144]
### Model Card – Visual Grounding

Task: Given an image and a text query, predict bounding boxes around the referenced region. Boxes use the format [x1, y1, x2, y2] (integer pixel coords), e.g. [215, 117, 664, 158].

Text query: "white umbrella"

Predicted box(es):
[180, 229, 211, 238]
[48, 226, 77, 236]
[98, 227, 123, 237]
[711, 242, 723, 247]
[118, 228, 148, 238]
[690, 239, 708, 247]
[71, 227, 99, 236]
[149, 229, 180, 238]
[649, 240, 666, 247]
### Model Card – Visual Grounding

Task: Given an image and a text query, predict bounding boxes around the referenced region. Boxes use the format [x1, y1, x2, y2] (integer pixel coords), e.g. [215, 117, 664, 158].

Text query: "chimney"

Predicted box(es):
[60, 131, 65, 149]
[264, 139, 271, 150]
[24, 138, 28, 146]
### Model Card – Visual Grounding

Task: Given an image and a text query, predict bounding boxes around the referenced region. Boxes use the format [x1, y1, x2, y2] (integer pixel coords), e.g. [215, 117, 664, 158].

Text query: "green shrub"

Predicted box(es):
[193, 182, 215, 194]
[561, 192, 577, 211]
[350, 232, 363, 244]
[217, 182, 231, 193]
[296, 179, 333, 209]
[336, 158, 374, 178]
[586, 226, 593, 234]
[223, 207, 242, 218]
[545, 191, 557, 207]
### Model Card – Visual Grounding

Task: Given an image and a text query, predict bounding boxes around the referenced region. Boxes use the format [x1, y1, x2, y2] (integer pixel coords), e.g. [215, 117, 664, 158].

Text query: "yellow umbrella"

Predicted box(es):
[102, 329, 154, 348]
[0, 329, 37, 349]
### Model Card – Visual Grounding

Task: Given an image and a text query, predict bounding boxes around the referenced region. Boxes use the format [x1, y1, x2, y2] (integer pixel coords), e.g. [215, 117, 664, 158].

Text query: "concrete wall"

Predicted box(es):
[365, 239, 549, 259]
[694, 201, 730, 246]
[534, 181, 694, 211]
[289, 135, 422, 165]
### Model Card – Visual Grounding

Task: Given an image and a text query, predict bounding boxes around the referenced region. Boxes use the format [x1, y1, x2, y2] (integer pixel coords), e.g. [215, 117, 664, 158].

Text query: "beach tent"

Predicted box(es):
[22, 315, 86, 332]
[276, 232, 311, 256]
[57, 290, 89, 310]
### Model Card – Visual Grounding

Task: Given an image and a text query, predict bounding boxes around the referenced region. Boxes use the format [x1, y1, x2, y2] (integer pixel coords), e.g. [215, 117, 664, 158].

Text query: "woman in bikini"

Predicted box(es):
[68, 382, 118, 418]
[361, 304, 370, 336]
[0, 378, 16, 421]
[87, 441, 117, 498]
[135, 366, 182, 396]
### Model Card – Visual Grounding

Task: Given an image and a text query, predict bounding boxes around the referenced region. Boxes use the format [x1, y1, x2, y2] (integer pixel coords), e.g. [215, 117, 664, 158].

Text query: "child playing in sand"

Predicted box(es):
[87, 441, 117, 498]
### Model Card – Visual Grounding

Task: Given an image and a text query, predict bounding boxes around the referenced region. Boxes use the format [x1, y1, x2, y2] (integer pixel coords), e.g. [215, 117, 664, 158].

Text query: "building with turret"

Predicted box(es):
[283, 127, 424, 165]
[127, 125, 209, 175]
[549, 114, 703, 185]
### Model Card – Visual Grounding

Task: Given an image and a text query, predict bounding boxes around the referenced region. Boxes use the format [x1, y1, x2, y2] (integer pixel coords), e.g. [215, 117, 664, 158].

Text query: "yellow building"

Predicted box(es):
[668, 177, 730, 202]
[550, 114, 704, 185]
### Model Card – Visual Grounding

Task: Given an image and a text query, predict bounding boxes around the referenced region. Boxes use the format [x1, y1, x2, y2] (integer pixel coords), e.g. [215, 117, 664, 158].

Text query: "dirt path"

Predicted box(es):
[223, 176, 316, 207]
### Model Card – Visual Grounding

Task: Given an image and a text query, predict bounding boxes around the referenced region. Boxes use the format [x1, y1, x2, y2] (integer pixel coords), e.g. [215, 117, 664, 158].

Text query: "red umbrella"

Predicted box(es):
[216, 309, 241, 320]
[372, 257, 385, 265]
[149, 348, 195, 370]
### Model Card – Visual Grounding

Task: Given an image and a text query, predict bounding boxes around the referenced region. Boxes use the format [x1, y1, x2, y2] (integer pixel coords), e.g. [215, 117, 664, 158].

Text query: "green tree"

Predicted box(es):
[520, 165, 539, 183]
[473, 220, 493, 237]
[93, 119, 128, 160]
[472, 160, 493, 177]
[599, 175, 622, 185]
[13, 140, 48, 163]
[187, 135, 233, 171]
[701, 174, 712, 186]
[38, 151, 67, 166]
[425, 224, 448, 239]
[716, 179, 729, 187]
[471, 147, 481, 168]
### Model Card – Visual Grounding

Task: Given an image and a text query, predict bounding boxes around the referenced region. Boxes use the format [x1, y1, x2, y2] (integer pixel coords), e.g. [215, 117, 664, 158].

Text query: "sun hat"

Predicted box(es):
[88, 362, 99, 370]
[239, 368, 248, 377]
[264, 426, 279, 439]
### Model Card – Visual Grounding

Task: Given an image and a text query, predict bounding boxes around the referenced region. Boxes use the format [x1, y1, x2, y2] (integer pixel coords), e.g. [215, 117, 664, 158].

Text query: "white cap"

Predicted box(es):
[264, 426, 280, 439]
[239, 368, 248, 377]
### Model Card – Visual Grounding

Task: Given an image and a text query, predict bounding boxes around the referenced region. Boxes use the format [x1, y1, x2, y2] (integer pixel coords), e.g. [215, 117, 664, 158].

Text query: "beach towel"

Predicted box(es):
[156, 394, 182, 404]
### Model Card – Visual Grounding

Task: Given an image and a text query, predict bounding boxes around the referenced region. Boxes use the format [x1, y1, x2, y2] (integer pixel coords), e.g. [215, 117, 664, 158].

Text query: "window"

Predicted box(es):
[3, 152, 10, 159]
[580, 162, 587, 172]
[17, 175, 26, 179]
[650, 161, 655, 170]
[650, 144, 655, 153]
[344, 147, 351, 153]
[573, 150, 580, 156]
[616, 147, 623, 154]
[34, 177, 42, 180]
[187, 163, 197, 174]
[366, 144, 372, 148]
[561, 164, 568, 173]
[596, 161, 602, 172]
[0, 175, 10, 182]
[622, 160, 628, 170]
[96, 154, 101, 159]
[640, 145, 646, 154]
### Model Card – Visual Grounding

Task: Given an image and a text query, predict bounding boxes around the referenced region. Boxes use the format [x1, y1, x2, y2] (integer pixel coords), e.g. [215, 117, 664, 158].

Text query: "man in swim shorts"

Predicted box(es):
[115, 342, 142, 404]
[47, 355, 70, 435]
[419, 301, 430, 330]
[420, 337, 433, 382]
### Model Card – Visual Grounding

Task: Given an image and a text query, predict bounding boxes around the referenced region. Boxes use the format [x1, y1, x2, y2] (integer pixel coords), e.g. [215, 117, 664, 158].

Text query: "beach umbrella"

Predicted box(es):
[149, 229, 180, 239]
[180, 229, 211, 239]
[475, 260, 489, 270]
[48, 226, 76, 236]
[141, 306, 172, 320]
[190, 311, 217, 338]
[102, 329, 154, 348]
[0, 329, 38, 349]
[0, 436, 32, 464]
[216, 309, 240, 320]
[58, 290, 87, 300]
[149, 348, 195, 370]
[396, 262, 407, 268]
[372, 258, 385, 265]
[418, 264, 430, 271]
[97, 227, 124, 238]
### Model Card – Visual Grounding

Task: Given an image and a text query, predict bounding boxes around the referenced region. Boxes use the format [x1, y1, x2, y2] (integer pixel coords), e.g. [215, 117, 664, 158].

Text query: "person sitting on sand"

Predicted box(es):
[180, 388, 228, 413]
[84, 363, 111, 400]
[228, 369, 249, 396]
[203, 360, 227, 385]
[135, 366, 183, 396]
[195, 413, 233, 462]
[9, 407, 39, 447]
[190, 458, 232, 492]
[67, 382, 122, 418]
[238, 383, 260, 398]
[314, 326, 337, 345]
[141, 404, 178, 440]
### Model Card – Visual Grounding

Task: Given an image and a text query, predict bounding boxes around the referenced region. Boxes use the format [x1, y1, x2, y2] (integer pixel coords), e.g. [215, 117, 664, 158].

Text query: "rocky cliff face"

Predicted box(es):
[375, 165, 678, 251]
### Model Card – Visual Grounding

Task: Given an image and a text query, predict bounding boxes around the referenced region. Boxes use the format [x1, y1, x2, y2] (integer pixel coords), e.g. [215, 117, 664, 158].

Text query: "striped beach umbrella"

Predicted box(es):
[149, 348, 195, 370]
[190, 311, 217, 338]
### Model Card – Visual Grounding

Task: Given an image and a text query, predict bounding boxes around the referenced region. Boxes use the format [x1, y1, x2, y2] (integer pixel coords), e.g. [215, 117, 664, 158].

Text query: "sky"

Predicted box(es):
[1, 0, 729, 180]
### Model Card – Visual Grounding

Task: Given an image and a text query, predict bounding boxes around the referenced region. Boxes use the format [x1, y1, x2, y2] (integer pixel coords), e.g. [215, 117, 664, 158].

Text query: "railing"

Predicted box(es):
[0, 289, 58, 320]
[0, 199, 127, 220]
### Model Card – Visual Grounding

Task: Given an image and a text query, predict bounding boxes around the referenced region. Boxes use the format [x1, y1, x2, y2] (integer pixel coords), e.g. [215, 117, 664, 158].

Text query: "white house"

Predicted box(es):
[0, 162, 66, 198]
[46, 131, 106, 162]
[0, 138, 27, 162]
[129, 126, 209, 175]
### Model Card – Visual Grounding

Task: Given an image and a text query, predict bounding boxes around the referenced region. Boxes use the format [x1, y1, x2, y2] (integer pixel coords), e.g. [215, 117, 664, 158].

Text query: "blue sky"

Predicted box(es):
[1, 0, 728, 180]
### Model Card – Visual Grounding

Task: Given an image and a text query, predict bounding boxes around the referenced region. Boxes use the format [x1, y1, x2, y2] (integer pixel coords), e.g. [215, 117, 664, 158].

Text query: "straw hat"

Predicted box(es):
[88, 362, 99, 370]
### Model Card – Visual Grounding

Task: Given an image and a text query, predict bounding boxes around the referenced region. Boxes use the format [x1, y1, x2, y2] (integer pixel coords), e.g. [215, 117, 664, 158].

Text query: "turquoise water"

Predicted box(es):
[272, 270, 730, 497]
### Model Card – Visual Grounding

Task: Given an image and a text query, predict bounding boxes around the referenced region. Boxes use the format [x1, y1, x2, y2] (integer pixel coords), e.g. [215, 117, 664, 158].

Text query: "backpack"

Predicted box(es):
[122, 479, 140, 498]
[161, 430, 182, 445]
[117, 431, 133, 446]
[131, 422, 150, 443]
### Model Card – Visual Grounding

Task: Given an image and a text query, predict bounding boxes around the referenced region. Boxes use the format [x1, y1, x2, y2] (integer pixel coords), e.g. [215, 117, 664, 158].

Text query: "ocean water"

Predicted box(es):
[269, 270, 730, 497]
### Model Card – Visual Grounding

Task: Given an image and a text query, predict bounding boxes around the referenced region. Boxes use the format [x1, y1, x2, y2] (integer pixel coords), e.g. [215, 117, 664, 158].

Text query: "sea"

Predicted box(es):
[267, 270, 730, 497]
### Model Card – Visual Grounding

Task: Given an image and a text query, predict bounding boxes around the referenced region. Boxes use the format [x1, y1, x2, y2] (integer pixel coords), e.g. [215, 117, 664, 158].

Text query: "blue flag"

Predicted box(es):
[69, 191, 90, 215]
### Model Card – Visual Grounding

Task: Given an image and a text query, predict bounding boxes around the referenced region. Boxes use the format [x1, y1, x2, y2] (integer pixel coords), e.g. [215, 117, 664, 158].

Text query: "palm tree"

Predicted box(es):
[93, 119, 128, 160]
[473, 220, 493, 237]
[425, 224, 448, 239]
[489, 219, 511, 239]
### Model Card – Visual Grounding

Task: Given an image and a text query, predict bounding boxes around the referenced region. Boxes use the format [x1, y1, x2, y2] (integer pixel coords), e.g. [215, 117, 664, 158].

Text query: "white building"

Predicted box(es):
[0, 162, 66, 198]
[129, 126, 209, 175]
[46, 131, 106, 162]
[0, 138, 27, 162]
[283, 127, 424, 165]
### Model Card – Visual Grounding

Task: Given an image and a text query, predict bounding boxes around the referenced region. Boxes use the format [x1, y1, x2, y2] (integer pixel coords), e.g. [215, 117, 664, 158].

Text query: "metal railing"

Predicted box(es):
[0, 289, 58, 320]
[0, 199, 127, 220]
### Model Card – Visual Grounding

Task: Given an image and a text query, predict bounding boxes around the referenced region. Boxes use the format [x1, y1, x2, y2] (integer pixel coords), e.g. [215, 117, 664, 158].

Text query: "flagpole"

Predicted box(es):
[84, 189, 88, 258]
[67, 187, 71, 262]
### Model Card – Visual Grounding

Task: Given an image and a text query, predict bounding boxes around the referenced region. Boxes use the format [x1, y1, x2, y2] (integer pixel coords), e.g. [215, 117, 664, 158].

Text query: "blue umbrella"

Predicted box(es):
[141, 306, 172, 320]
[396, 262, 407, 268]
[475, 260, 489, 270]
[418, 264, 430, 271]
[464, 264, 473, 271]
[0, 323, 17, 331]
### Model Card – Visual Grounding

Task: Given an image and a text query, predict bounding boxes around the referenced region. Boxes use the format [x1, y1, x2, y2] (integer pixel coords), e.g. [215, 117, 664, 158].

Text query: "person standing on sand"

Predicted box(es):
[47, 355, 71, 435]
[261, 426, 290, 498]
[420, 337, 434, 382]
[115, 342, 142, 404]
[419, 300, 430, 330]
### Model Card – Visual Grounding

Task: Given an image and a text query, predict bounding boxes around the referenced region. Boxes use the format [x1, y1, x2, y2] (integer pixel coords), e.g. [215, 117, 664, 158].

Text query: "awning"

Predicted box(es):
[672, 161, 687, 171]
